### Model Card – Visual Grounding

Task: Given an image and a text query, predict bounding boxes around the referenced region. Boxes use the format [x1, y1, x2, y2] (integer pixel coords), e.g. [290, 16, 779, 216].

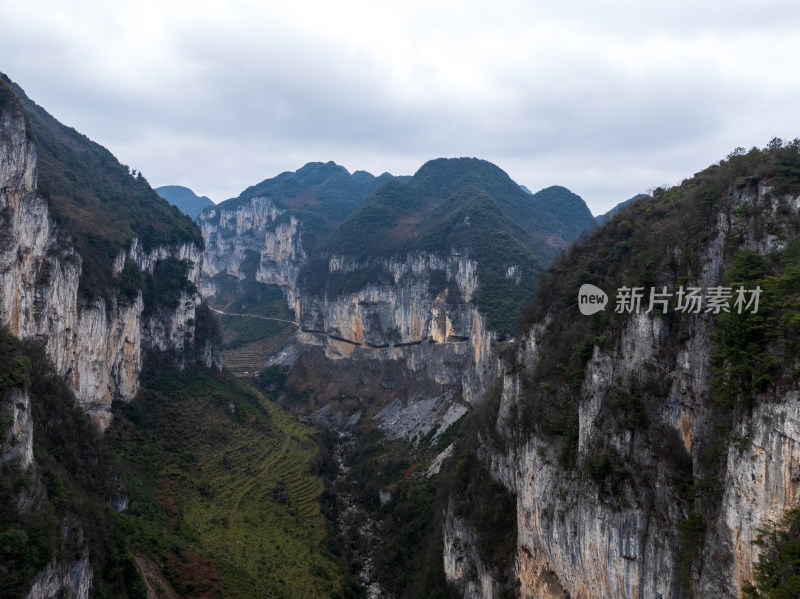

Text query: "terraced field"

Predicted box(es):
[217, 314, 296, 378]
[209, 285, 297, 377]
[108, 365, 345, 598]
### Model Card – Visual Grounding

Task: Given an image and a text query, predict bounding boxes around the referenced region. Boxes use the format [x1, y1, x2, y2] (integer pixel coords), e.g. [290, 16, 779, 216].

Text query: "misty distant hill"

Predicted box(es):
[156, 185, 215, 219]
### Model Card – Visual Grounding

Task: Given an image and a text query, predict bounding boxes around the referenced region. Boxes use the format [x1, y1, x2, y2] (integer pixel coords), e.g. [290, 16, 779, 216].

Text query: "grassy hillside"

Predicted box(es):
[108, 363, 351, 598]
[204, 276, 297, 377]
[4, 74, 203, 302]
[0, 321, 350, 598]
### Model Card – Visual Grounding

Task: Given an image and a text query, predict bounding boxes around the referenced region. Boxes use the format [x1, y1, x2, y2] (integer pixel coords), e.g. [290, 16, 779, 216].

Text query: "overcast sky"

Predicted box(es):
[2, 0, 799, 214]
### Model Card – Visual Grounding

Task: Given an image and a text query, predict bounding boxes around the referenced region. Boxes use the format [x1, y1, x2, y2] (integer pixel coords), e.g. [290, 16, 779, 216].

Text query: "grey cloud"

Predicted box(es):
[1, 0, 799, 212]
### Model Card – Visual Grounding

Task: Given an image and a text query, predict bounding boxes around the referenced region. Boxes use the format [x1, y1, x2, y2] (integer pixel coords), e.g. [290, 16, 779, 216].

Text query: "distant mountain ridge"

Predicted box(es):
[219, 160, 398, 253]
[527, 184, 598, 241]
[300, 157, 595, 334]
[155, 185, 214, 219]
[596, 192, 650, 224]
[317, 158, 594, 257]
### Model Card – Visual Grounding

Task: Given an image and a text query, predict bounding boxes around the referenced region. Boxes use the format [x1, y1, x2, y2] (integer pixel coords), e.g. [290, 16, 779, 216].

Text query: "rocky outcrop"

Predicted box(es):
[25, 556, 93, 599]
[0, 98, 209, 429]
[200, 196, 305, 309]
[443, 501, 505, 599]
[300, 252, 479, 345]
[445, 185, 800, 598]
[1, 388, 34, 471]
[24, 517, 93, 599]
[480, 315, 686, 598]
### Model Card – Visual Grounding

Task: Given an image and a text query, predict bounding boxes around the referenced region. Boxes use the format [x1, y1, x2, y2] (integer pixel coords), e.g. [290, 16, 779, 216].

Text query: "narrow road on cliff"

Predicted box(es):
[208, 306, 299, 326]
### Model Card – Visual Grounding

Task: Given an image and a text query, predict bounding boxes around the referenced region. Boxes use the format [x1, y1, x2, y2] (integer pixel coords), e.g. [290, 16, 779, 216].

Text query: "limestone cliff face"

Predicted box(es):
[1, 381, 94, 598]
[1, 388, 34, 473]
[200, 197, 305, 308]
[298, 251, 491, 398]
[200, 190, 499, 436]
[443, 499, 505, 599]
[23, 515, 93, 599]
[445, 185, 800, 598]
[0, 101, 208, 429]
[292, 250, 497, 439]
[472, 313, 686, 599]
[24, 557, 93, 599]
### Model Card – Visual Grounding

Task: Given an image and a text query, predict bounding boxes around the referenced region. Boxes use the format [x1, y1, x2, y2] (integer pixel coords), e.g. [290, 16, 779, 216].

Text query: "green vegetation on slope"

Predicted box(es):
[323, 427, 455, 599]
[108, 363, 348, 598]
[512, 138, 800, 596]
[595, 193, 649, 225]
[0, 319, 345, 598]
[518, 139, 800, 453]
[743, 506, 800, 598]
[316, 157, 590, 261]
[218, 314, 288, 350]
[301, 158, 595, 335]
[206, 278, 297, 376]
[299, 380, 516, 598]
[0, 74, 17, 112]
[528, 185, 598, 240]
[0, 326, 147, 598]
[7, 76, 203, 302]
[211, 161, 395, 254]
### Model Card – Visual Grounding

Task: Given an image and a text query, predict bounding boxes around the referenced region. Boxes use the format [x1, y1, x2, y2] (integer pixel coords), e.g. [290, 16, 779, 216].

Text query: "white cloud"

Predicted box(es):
[1, 0, 799, 211]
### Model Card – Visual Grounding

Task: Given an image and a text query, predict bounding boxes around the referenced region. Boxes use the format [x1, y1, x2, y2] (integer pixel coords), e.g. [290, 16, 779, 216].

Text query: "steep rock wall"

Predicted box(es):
[23, 516, 93, 599]
[292, 251, 497, 437]
[25, 557, 93, 599]
[0, 102, 207, 429]
[200, 197, 305, 308]
[1, 388, 35, 472]
[446, 185, 800, 598]
[443, 499, 505, 599]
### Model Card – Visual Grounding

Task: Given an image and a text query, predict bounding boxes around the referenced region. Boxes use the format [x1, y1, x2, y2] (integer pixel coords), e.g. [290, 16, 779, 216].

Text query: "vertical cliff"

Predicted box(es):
[0, 75, 230, 599]
[0, 75, 215, 428]
[199, 161, 395, 309]
[200, 196, 306, 309]
[443, 142, 800, 598]
[284, 249, 497, 440]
